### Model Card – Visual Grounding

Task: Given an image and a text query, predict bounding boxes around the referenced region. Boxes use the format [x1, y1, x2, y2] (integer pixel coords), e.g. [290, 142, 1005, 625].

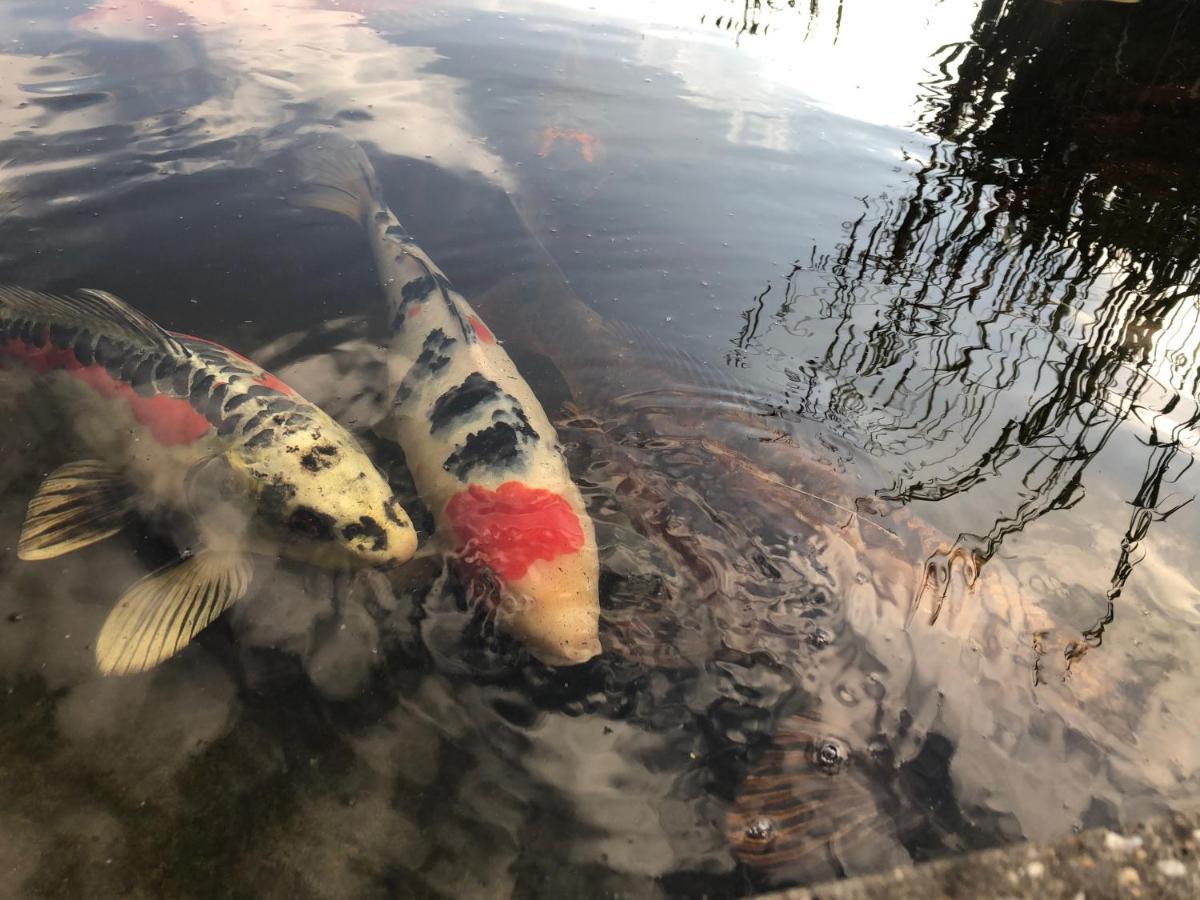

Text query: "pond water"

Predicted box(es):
[1, 0, 1199, 896]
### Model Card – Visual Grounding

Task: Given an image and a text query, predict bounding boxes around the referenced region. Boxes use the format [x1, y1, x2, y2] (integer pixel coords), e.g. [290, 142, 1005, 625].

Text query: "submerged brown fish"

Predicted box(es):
[461, 292, 1077, 874]
[0, 285, 417, 674]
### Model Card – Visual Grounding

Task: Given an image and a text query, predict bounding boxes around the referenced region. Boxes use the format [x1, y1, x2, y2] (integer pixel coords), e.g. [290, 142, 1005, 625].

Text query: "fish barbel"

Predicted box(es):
[0, 285, 418, 675]
[292, 133, 602, 666]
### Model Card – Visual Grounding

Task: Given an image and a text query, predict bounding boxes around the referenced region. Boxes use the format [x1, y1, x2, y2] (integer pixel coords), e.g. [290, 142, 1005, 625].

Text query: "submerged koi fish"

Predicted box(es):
[0, 285, 417, 675]
[293, 133, 601, 666]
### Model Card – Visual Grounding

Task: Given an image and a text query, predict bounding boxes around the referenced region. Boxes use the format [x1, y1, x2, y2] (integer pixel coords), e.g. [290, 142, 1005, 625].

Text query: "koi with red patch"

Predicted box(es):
[293, 133, 601, 665]
[0, 285, 417, 675]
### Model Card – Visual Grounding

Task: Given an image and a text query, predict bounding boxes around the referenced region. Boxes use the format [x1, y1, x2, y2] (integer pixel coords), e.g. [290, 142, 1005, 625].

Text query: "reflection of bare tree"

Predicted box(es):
[742, 0, 1200, 658]
[1065, 441, 1193, 669]
[700, 0, 844, 42]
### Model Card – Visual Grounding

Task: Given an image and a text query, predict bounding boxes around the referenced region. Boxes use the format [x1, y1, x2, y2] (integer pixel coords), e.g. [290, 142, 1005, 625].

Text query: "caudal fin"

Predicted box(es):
[290, 131, 384, 223]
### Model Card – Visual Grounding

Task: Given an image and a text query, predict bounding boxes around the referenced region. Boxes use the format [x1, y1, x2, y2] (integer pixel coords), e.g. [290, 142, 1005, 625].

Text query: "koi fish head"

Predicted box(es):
[446, 481, 601, 665]
[190, 417, 417, 570]
[491, 555, 603, 666]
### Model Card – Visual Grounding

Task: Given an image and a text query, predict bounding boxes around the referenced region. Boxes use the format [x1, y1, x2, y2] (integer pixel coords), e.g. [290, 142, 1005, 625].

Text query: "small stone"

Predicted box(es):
[1026, 861, 1045, 879]
[1117, 866, 1140, 888]
[1157, 858, 1186, 878]
[1104, 831, 1144, 853]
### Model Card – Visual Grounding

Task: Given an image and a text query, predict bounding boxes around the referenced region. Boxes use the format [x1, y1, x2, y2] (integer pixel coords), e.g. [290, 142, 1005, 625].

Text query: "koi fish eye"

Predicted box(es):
[287, 506, 334, 540]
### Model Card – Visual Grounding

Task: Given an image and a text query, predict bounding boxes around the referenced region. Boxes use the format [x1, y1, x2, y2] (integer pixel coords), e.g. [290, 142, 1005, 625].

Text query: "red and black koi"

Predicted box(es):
[0, 285, 417, 675]
[293, 133, 601, 665]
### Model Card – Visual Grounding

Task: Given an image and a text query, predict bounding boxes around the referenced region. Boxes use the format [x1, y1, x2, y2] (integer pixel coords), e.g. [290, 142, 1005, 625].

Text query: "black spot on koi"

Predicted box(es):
[245, 429, 275, 450]
[299, 444, 339, 473]
[342, 515, 388, 551]
[443, 418, 538, 480]
[392, 328, 457, 408]
[390, 274, 436, 332]
[428, 372, 505, 433]
[383, 497, 409, 528]
[288, 505, 336, 541]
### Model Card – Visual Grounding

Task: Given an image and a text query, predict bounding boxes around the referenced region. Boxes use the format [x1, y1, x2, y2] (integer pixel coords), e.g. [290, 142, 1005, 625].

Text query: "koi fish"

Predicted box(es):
[0, 285, 418, 675]
[292, 133, 601, 666]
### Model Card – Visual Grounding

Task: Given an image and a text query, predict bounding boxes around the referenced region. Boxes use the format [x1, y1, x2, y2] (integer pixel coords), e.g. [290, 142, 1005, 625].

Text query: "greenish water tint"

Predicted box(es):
[1, 0, 1199, 896]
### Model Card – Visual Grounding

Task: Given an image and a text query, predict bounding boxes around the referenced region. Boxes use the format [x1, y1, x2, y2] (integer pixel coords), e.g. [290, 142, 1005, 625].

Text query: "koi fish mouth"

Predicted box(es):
[527, 636, 603, 667]
[457, 560, 602, 666]
[495, 590, 603, 666]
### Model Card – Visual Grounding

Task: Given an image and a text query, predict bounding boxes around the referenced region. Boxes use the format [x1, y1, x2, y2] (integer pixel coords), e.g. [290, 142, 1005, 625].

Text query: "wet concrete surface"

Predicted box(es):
[760, 812, 1200, 900]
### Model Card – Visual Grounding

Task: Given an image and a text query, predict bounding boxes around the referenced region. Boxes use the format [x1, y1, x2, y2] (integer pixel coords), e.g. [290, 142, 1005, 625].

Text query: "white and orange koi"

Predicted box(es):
[293, 133, 601, 665]
[0, 285, 417, 674]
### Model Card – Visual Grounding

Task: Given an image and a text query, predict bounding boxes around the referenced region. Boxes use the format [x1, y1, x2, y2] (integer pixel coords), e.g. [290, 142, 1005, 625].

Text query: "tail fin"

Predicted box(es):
[290, 131, 384, 223]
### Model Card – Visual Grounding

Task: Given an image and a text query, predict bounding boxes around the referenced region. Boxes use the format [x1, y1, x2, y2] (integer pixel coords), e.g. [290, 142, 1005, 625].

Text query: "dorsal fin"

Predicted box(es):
[0, 285, 190, 358]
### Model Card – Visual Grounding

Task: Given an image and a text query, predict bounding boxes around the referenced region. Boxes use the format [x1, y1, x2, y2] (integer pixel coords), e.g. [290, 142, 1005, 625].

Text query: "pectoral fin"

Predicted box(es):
[18, 460, 134, 560]
[96, 550, 254, 676]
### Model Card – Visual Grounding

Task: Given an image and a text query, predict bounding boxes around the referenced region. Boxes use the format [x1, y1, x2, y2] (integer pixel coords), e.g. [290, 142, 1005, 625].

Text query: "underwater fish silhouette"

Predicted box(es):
[291, 133, 602, 666]
[0, 285, 417, 675]
[448, 244, 1174, 883]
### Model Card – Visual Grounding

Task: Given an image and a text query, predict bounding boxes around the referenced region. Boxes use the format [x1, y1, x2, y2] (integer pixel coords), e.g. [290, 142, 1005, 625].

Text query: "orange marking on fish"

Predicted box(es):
[537, 127, 601, 164]
[406, 304, 423, 319]
[0, 336, 211, 446]
[445, 482, 584, 582]
[467, 315, 495, 344]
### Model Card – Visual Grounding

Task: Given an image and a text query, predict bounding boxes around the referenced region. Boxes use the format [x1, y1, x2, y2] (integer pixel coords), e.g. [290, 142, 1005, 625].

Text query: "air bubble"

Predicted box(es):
[814, 739, 845, 773]
[743, 816, 776, 844]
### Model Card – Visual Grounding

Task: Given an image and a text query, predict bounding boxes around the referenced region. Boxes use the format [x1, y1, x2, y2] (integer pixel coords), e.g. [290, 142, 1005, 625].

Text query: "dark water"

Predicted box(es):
[2, 0, 1199, 896]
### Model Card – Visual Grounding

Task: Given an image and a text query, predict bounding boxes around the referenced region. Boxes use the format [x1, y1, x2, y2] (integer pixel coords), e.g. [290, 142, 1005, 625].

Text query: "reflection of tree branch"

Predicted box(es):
[700, 0, 846, 43]
[1065, 441, 1194, 672]
[727, 283, 771, 368]
[739, 0, 1200, 657]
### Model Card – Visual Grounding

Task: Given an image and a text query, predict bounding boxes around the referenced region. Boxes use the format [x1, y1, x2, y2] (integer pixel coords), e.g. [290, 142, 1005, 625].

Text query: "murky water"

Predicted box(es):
[1, 0, 1199, 896]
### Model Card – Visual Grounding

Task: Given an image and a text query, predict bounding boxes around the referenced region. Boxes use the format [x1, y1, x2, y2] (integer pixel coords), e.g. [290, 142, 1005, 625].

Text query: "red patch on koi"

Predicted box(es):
[467, 315, 495, 344]
[445, 482, 584, 582]
[0, 336, 211, 446]
[406, 305, 423, 319]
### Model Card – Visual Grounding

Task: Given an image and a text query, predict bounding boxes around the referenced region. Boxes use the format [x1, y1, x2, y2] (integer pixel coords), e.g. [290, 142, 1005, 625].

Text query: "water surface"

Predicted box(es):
[1, 0, 1199, 896]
